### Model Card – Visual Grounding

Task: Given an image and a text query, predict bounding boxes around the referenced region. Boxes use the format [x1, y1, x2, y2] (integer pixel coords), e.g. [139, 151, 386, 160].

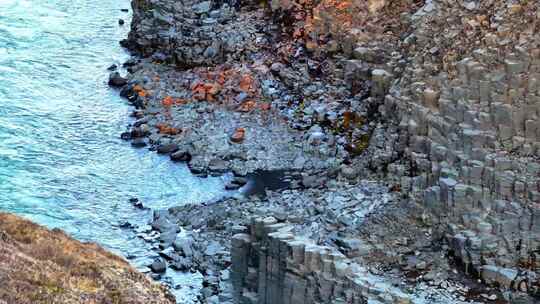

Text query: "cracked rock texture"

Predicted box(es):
[120, 0, 540, 302]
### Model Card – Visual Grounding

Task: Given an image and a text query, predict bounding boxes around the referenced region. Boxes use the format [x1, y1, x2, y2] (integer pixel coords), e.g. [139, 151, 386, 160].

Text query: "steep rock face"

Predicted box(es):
[0, 213, 174, 304]
[125, 0, 264, 68]
[277, 0, 540, 295]
[380, 0, 540, 295]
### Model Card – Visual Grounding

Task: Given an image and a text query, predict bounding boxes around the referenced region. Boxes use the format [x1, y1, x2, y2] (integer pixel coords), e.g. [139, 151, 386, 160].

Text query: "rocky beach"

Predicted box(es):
[107, 0, 540, 303]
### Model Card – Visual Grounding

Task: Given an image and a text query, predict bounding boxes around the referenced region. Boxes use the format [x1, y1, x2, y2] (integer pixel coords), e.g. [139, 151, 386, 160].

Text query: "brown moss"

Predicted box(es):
[0, 213, 175, 304]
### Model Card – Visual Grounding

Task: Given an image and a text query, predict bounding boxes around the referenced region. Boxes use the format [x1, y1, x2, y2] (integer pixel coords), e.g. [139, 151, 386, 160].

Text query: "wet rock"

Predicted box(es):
[107, 64, 117, 71]
[151, 210, 175, 233]
[157, 143, 179, 154]
[170, 150, 192, 162]
[131, 138, 147, 148]
[159, 230, 178, 248]
[231, 176, 247, 186]
[120, 131, 132, 140]
[159, 247, 177, 260]
[188, 157, 208, 176]
[122, 58, 138, 67]
[128, 197, 146, 209]
[150, 258, 167, 273]
[225, 176, 248, 190]
[120, 84, 136, 100]
[170, 257, 192, 271]
[225, 182, 242, 190]
[130, 125, 149, 138]
[130, 110, 144, 119]
[208, 159, 228, 175]
[173, 235, 195, 257]
[108, 72, 127, 87]
[118, 221, 133, 229]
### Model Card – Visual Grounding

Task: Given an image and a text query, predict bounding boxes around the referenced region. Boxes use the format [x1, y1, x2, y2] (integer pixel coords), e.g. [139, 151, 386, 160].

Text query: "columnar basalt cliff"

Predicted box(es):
[381, 1, 540, 295]
[275, 0, 540, 297]
[231, 217, 414, 304]
[117, 0, 540, 302]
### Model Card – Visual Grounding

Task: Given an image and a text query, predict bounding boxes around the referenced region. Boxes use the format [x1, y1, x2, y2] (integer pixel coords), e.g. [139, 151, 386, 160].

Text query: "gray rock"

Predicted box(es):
[157, 143, 179, 154]
[192, 1, 211, 14]
[173, 235, 195, 257]
[341, 166, 357, 179]
[205, 241, 224, 256]
[150, 258, 167, 273]
[170, 256, 192, 271]
[131, 138, 147, 147]
[208, 158, 228, 175]
[170, 150, 191, 162]
[481, 265, 518, 288]
[108, 72, 127, 87]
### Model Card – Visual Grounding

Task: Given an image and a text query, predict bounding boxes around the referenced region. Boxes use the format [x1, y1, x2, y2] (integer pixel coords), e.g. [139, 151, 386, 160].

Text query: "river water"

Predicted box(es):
[0, 0, 227, 300]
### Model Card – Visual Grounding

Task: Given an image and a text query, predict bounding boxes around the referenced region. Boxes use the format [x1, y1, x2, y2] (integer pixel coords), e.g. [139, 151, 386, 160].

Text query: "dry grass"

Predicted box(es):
[0, 213, 175, 304]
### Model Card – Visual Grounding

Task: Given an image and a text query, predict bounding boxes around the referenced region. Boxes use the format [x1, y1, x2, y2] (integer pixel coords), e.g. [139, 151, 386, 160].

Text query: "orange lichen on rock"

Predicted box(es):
[280, 0, 419, 54]
[138, 90, 148, 97]
[230, 128, 246, 143]
[237, 100, 257, 112]
[239, 74, 254, 92]
[156, 123, 180, 135]
[191, 81, 221, 102]
[216, 70, 233, 85]
[162, 96, 174, 107]
[259, 102, 271, 111]
[133, 85, 149, 98]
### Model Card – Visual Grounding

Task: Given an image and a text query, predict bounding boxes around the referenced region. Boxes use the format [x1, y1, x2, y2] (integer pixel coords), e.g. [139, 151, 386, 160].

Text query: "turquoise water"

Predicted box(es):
[0, 0, 225, 273]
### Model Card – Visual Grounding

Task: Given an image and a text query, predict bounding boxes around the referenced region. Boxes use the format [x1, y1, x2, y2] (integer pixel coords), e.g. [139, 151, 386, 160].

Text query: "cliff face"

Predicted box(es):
[382, 0, 540, 292]
[278, 0, 540, 295]
[118, 0, 539, 302]
[0, 213, 175, 304]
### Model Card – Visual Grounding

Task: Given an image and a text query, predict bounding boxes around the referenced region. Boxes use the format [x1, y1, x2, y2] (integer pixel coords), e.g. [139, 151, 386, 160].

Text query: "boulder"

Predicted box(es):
[150, 258, 167, 273]
[108, 72, 128, 87]
[173, 235, 195, 257]
[131, 138, 147, 148]
[170, 150, 192, 162]
[157, 143, 179, 154]
[230, 128, 245, 143]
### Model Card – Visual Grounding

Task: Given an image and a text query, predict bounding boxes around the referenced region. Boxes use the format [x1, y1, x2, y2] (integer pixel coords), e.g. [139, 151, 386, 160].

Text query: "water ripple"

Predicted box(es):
[0, 0, 227, 280]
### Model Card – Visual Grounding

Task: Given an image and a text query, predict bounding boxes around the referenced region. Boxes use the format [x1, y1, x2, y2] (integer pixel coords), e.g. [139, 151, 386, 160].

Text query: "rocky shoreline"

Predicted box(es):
[109, 0, 539, 303]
